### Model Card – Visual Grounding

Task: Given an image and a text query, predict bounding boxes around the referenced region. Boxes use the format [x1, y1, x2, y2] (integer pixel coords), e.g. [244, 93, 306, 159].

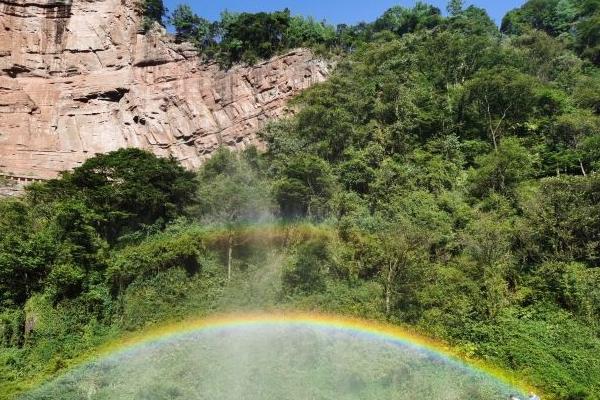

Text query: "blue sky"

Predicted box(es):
[163, 1, 526, 26]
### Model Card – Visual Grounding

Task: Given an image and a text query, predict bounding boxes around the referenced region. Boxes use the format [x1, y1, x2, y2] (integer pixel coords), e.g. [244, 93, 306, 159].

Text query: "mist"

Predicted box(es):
[23, 324, 522, 400]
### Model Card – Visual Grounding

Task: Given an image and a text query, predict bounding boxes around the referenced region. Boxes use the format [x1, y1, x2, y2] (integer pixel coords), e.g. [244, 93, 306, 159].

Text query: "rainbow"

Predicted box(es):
[68, 312, 534, 395]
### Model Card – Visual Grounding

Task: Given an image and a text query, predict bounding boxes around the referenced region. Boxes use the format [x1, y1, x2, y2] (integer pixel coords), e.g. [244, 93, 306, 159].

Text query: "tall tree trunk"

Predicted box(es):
[24, 271, 29, 298]
[385, 263, 393, 316]
[227, 232, 233, 281]
[579, 159, 587, 177]
[283, 225, 290, 249]
[491, 130, 498, 152]
[485, 95, 498, 152]
[484, 95, 511, 152]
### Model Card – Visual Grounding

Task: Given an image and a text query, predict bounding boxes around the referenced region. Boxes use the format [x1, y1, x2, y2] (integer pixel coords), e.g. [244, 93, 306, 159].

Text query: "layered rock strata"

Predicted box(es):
[0, 0, 330, 181]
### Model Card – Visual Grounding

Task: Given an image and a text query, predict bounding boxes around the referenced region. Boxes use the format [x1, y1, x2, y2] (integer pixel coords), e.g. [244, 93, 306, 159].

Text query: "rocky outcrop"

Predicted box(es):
[0, 177, 21, 197]
[0, 0, 330, 181]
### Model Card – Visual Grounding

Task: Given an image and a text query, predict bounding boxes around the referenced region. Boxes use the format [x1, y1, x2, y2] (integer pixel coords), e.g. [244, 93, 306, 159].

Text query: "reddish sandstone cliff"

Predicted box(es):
[0, 0, 330, 181]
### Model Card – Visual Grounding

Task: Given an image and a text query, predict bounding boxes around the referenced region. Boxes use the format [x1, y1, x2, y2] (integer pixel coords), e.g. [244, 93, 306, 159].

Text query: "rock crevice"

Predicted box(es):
[0, 0, 330, 180]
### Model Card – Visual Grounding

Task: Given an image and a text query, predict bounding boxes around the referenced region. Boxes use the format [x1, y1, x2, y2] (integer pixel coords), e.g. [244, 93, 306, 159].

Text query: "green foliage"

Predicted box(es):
[0, 200, 57, 307]
[273, 155, 335, 219]
[164, 7, 341, 65]
[28, 148, 195, 242]
[467, 306, 600, 399]
[522, 174, 600, 264]
[530, 262, 599, 319]
[546, 111, 600, 174]
[574, 10, 600, 64]
[257, 7, 600, 396]
[573, 74, 600, 113]
[469, 137, 539, 198]
[448, 6, 499, 36]
[169, 4, 199, 38]
[447, 0, 464, 16]
[138, 0, 167, 32]
[501, 0, 573, 36]
[373, 2, 443, 36]
[168, 4, 215, 50]
[0, 309, 24, 348]
[502, 0, 600, 65]
[217, 9, 292, 64]
[580, 134, 600, 171]
[284, 15, 337, 51]
[282, 240, 329, 295]
[459, 67, 544, 147]
[192, 148, 273, 226]
[107, 228, 204, 290]
[120, 264, 221, 330]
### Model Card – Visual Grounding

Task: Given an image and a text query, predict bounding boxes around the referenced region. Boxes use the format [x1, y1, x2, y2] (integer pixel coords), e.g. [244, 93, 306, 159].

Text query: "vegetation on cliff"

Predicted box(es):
[2, 1, 600, 399]
[163, 0, 600, 68]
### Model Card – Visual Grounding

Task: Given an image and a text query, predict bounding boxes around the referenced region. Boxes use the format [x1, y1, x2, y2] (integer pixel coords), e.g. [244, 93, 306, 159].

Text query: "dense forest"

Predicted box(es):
[2, 0, 600, 399]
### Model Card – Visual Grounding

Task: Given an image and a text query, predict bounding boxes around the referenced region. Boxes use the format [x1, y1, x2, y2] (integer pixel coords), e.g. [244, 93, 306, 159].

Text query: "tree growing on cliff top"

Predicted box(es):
[169, 4, 216, 49]
[447, 0, 465, 16]
[139, 0, 167, 32]
[222, 9, 291, 63]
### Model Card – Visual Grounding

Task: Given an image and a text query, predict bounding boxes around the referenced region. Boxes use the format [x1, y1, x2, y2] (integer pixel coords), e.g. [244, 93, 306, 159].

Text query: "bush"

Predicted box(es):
[107, 230, 205, 291]
[282, 241, 330, 295]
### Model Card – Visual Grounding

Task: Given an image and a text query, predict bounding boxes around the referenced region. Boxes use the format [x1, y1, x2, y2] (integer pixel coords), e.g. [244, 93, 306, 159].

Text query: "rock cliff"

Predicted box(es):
[0, 0, 330, 181]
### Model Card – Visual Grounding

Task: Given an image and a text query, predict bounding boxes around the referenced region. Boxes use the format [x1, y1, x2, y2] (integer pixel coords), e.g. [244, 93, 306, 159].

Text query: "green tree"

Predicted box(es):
[469, 137, 538, 198]
[284, 16, 336, 50]
[45, 200, 107, 300]
[139, 0, 167, 32]
[462, 211, 516, 319]
[447, 0, 464, 16]
[447, 6, 499, 36]
[373, 2, 443, 36]
[579, 134, 600, 172]
[460, 68, 541, 150]
[371, 229, 426, 316]
[169, 5, 215, 50]
[522, 174, 600, 263]
[573, 74, 600, 114]
[282, 240, 329, 295]
[27, 148, 196, 242]
[273, 156, 335, 220]
[502, 0, 600, 64]
[169, 4, 200, 40]
[193, 148, 273, 280]
[548, 112, 600, 175]
[531, 261, 598, 320]
[219, 9, 292, 64]
[337, 145, 382, 194]
[501, 0, 573, 36]
[574, 10, 600, 64]
[0, 201, 54, 306]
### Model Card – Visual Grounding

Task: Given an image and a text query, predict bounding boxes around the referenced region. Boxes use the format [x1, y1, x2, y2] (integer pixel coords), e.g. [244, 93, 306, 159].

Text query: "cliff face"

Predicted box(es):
[0, 0, 330, 180]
